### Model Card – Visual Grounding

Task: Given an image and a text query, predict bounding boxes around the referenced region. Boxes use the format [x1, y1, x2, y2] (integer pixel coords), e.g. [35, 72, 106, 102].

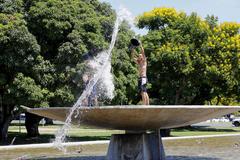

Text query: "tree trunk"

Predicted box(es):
[0, 115, 12, 145]
[175, 78, 186, 105]
[175, 89, 180, 105]
[25, 112, 42, 137]
[0, 104, 18, 144]
[160, 129, 171, 137]
[191, 84, 211, 105]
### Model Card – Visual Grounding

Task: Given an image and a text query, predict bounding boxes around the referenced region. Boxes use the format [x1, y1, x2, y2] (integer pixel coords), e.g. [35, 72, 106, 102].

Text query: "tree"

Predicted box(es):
[25, 0, 138, 105]
[203, 22, 240, 105]
[137, 7, 240, 105]
[0, 12, 53, 143]
[0, 0, 137, 143]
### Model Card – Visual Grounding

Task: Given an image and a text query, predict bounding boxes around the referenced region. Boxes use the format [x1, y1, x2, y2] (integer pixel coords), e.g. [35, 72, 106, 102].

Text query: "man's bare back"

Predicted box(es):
[137, 54, 147, 77]
[132, 45, 147, 77]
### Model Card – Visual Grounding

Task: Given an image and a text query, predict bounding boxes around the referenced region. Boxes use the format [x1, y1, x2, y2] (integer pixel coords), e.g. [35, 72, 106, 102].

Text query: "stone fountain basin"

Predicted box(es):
[26, 105, 240, 130]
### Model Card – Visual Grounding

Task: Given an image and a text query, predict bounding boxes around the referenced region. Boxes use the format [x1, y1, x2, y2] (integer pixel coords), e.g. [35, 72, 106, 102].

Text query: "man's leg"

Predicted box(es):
[141, 81, 149, 105]
[82, 98, 88, 106]
[141, 92, 146, 105]
[144, 92, 149, 105]
[94, 98, 98, 107]
[141, 92, 149, 105]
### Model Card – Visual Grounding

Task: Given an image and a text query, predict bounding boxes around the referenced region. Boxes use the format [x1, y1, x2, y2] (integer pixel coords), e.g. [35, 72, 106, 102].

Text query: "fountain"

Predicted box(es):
[22, 7, 240, 160]
[25, 105, 240, 159]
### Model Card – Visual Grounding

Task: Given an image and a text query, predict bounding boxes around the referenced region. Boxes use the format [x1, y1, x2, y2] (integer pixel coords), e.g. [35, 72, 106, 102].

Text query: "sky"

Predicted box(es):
[99, 0, 240, 35]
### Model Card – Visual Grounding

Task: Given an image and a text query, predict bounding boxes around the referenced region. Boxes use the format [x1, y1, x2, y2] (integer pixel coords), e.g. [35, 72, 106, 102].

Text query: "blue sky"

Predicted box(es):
[99, 0, 240, 34]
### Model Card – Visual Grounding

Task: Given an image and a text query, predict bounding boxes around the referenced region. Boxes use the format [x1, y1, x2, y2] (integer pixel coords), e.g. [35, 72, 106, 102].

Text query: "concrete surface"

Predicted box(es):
[26, 105, 240, 130]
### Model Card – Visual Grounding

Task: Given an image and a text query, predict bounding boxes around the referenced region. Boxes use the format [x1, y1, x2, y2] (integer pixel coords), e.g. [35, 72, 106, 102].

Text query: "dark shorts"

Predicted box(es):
[88, 85, 97, 107]
[138, 77, 148, 93]
[84, 82, 97, 107]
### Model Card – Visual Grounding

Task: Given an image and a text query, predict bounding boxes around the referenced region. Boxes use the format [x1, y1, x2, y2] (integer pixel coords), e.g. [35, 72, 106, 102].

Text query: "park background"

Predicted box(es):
[0, 0, 240, 146]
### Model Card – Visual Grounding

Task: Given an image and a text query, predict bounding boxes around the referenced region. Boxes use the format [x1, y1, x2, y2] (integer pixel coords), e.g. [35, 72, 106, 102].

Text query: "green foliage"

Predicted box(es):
[26, 0, 113, 58]
[0, 12, 53, 109]
[9, 73, 53, 107]
[138, 7, 240, 105]
[0, 0, 24, 14]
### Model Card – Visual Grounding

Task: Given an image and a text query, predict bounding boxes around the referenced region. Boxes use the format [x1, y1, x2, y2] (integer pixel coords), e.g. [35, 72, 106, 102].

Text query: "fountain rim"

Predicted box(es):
[25, 105, 240, 111]
[24, 105, 240, 130]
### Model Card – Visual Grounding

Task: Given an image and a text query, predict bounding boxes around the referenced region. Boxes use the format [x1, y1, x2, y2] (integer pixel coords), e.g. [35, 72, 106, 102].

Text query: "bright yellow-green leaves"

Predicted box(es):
[210, 96, 240, 106]
[207, 22, 240, 52]
[138, 7, 184, 30]
[204, 22, 240, 95]
[219, 22, 240, 36]
[142, 7, 180, 21]
[199, 21, 210, 30]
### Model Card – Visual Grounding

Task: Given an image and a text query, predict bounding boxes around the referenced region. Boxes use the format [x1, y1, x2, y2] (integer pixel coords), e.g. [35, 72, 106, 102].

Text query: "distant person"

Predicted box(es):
[131, 40, 149, 105]
[82, 73, 98, 107]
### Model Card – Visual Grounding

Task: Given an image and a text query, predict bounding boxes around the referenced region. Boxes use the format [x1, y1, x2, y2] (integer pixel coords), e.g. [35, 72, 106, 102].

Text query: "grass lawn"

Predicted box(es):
[172, 125, 240, 136]
[7, 122, 240, 145]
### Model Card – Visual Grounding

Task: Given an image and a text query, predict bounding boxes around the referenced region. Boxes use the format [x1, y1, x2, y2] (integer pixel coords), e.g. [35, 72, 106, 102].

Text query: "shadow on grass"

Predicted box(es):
[6, 125, 240, 145]
[6, 132, 111, 145]
[166, 155, 220, 160]
[10, 122, 63, 127]
[31, 155, 220, 160]
[10, 123, 102, 129]
[173, 125, 239, 133]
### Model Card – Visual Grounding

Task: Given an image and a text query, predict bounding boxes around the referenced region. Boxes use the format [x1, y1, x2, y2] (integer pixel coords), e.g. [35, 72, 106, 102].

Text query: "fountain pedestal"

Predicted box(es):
[107, 130, 165, 160]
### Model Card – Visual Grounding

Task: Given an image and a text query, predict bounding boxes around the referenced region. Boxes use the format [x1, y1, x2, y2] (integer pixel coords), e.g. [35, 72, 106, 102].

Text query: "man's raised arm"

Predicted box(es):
[140, 44, 146, 59]
[131, 49, 138, 63]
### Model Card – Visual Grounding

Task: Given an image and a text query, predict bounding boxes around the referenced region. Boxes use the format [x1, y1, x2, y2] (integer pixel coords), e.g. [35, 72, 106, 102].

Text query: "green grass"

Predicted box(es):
[6, 123, 240, 145]
[172, 126, 240, 136]
[7, 123, 123, 145]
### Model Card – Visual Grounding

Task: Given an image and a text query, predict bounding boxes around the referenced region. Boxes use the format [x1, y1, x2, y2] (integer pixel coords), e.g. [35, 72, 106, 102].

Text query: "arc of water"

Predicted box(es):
[53, 13, 124, 152]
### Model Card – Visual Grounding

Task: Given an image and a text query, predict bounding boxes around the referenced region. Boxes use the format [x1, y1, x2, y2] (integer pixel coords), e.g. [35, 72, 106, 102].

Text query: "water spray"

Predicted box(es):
[53, 7, 134, 152]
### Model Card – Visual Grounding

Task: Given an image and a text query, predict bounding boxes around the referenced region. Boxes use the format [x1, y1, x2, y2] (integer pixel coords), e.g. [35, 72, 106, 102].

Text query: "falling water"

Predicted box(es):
[87, 51, 115, 100]
[53, 7, 134, 152]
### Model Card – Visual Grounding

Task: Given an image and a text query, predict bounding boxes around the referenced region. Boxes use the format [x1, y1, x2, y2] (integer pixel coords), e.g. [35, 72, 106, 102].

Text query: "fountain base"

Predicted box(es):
[107, 131, 165, 160]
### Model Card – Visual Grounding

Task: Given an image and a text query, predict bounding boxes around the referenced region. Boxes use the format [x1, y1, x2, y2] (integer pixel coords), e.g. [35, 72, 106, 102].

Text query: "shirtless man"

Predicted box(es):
[131, 44, 150, 105]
